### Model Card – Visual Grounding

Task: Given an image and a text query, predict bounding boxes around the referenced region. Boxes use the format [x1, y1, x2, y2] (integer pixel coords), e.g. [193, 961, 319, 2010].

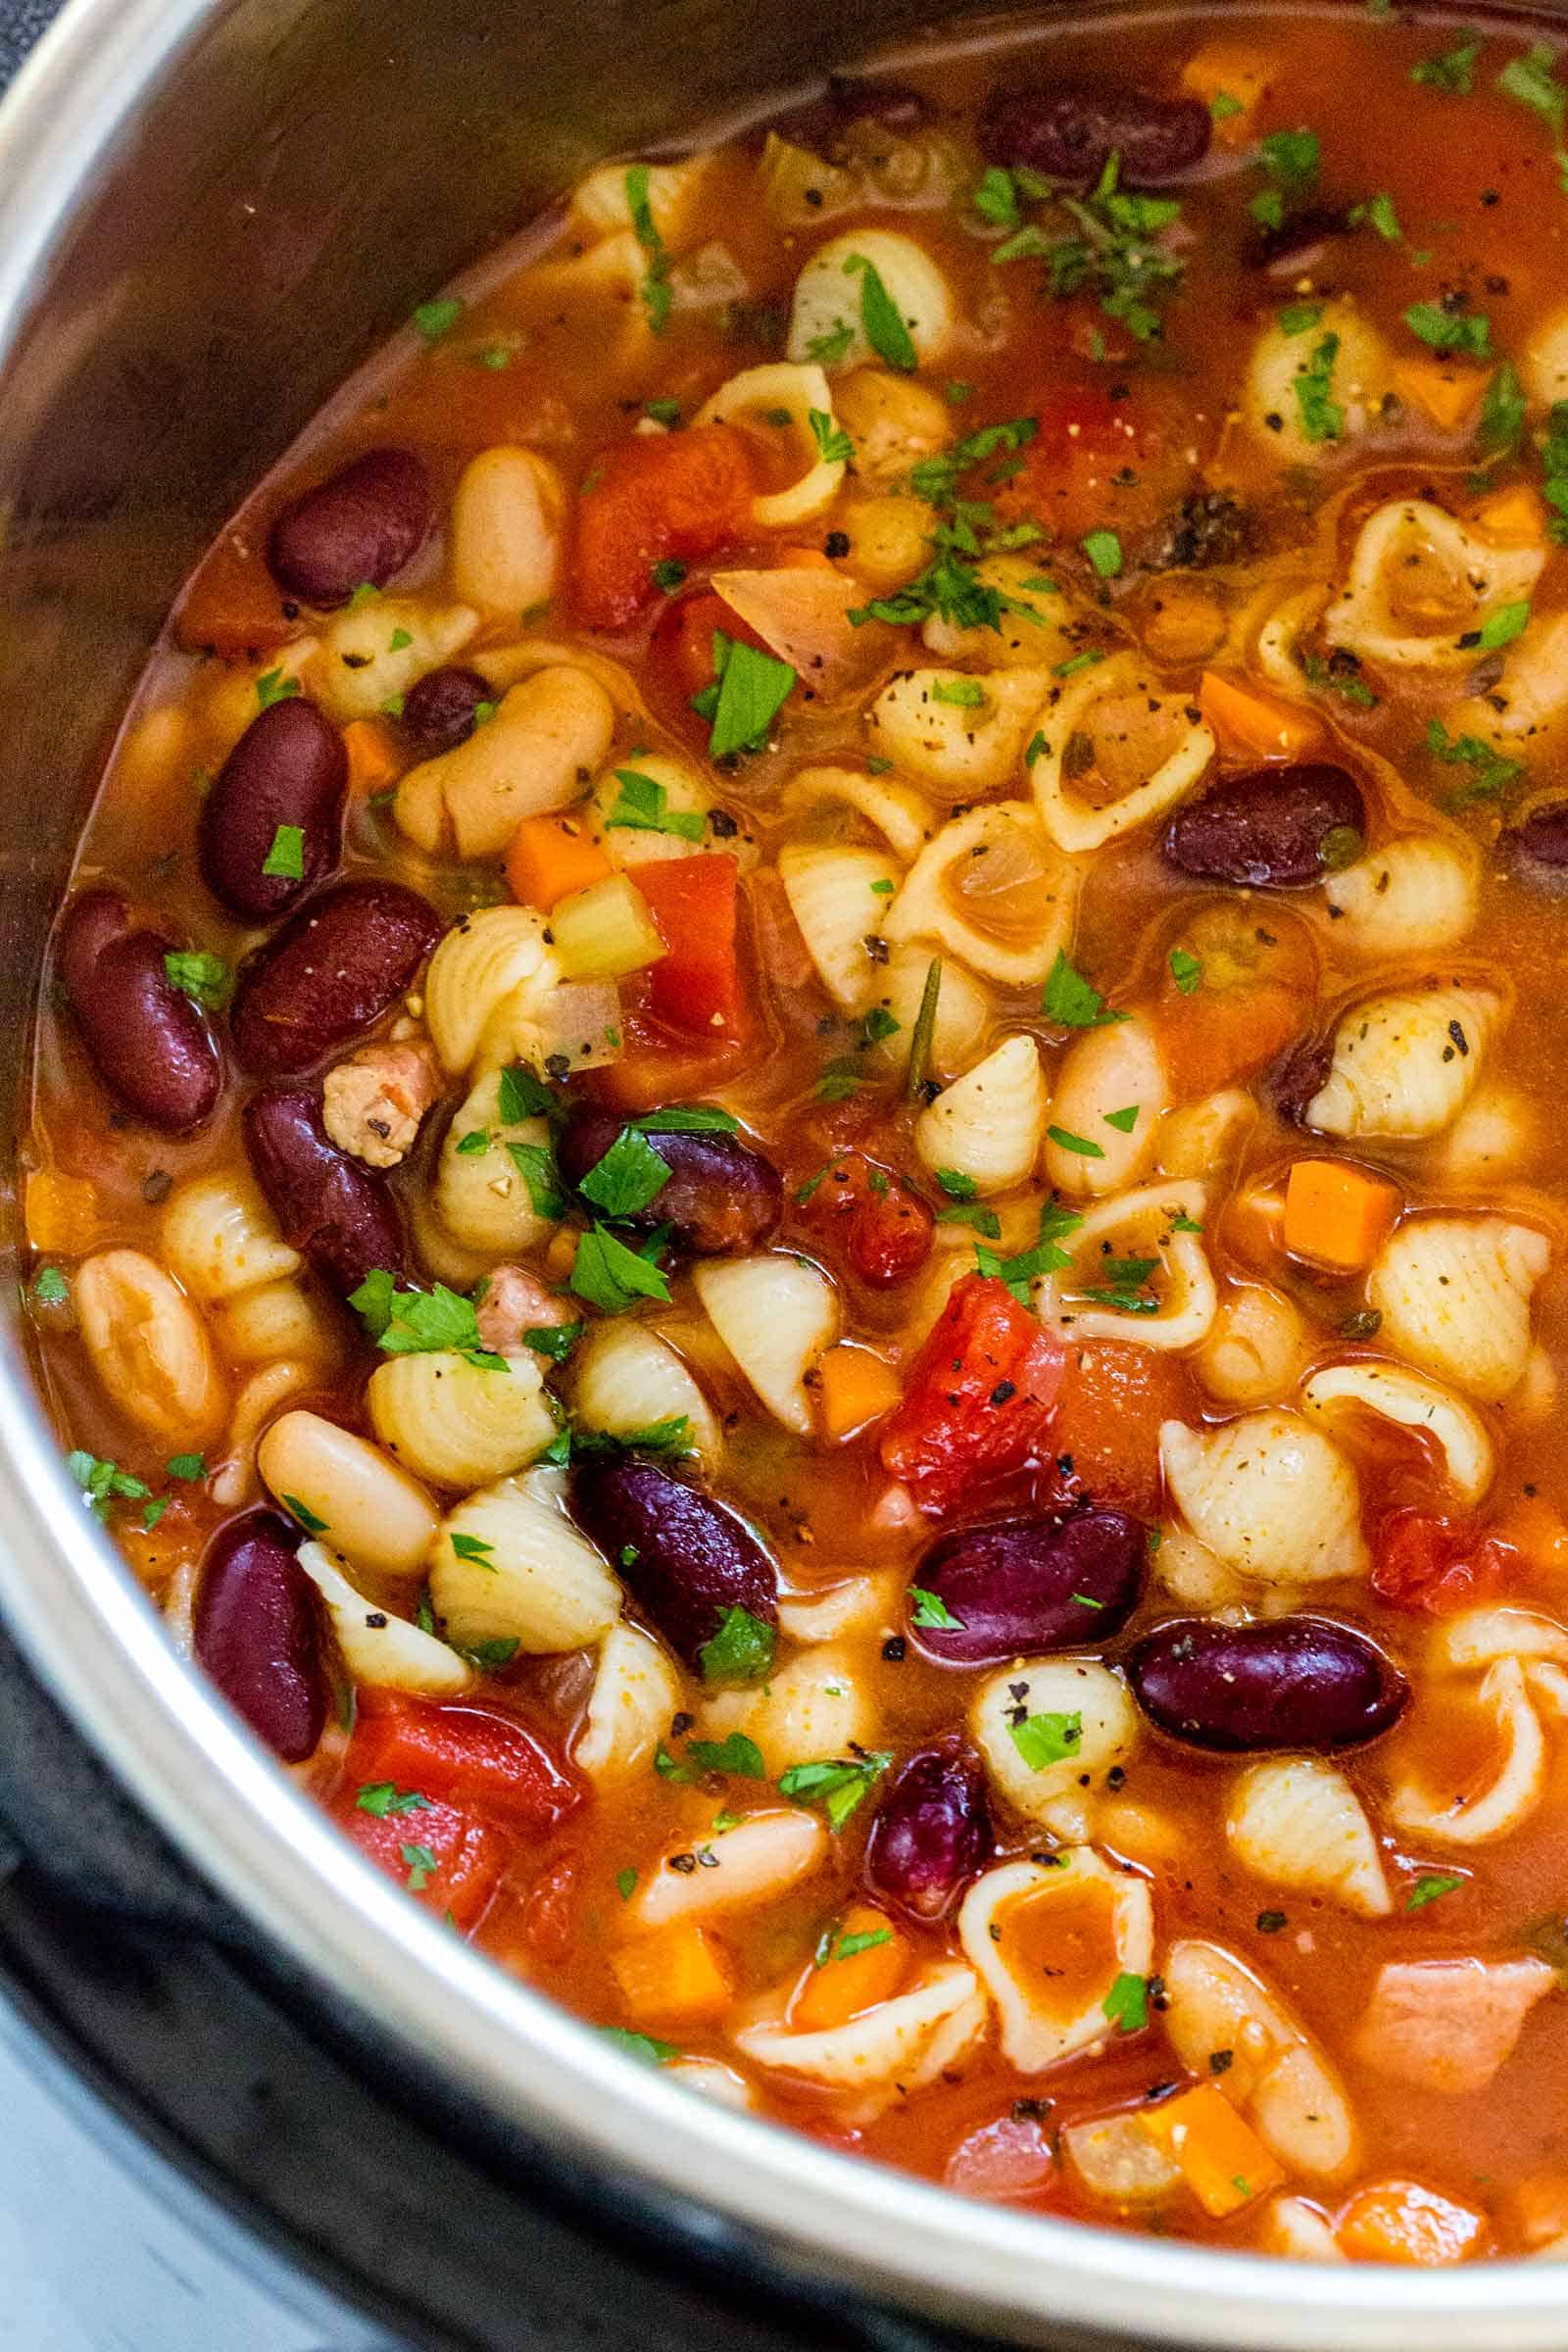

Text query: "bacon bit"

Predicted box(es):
[321, 1039, 444, 1169]
[475, 1263, 578, 1355]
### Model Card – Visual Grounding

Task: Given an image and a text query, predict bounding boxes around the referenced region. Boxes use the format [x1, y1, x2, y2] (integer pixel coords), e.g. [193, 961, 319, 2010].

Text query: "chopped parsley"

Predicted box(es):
[931, 675, 986, 708]
[614, 1866, 639, 1900]
[1478, 360, 1526, 457]
[1048, 1124, 1105, 1160]
[163, 950, 231, 1009]
[818, 1924, 894, 1966]
[1497, 43, 1567, 135]
[400, 1842, 438, 1891]
[577, 1126, 672, 1217]
[348, 1272, 506, 1370]
[459, 1638, 520, 1672]
[696, 635, 796, 760]
[412, 296, 464, 342]
[67, 1449, 150, 1519]
[909, 1585, 965, 1630]
[1102, 1103, 1141, 1134]
[1403, 300, 1491, 356]
[255, 667, 300, 710]
[1007, 1709, 1083, 1770]
[1425, 718, 1525, 806]
[651, 557, 687, 593]
[569, 1223, 672, 1313]
[449, 1532, 495, 1566]
[1407, 1872, 1465, 1910]
[1478, 599, 1530, 650]
[698, 1605, 777, 1687]
[522, 1321, 583, 1362]
[1279, 301, 1324, 336]
[508, 1139, 568, 1220]
[906, 956, 943, 1100]
[975, 1200, 1083, 1303]
[601, 2028, 680, 2065]
[808, 408, 855, 465]
[1412, 34, 1483, 92]
[1169, 947, 1203, 995]
[843, 253, 917, 370]
[1250, 126, 1320, 231]
[280, 1494, 327, 1536]
[1043, 949, 1127, 1029]
[261, 822, 306, 881]
[604, 767, 706, 841]
[624, 163, 671, 332]
[166, 1452, 206, 1481]
[778, 1751, 892, 1833]
[1295, 333, 1344, 444]
[357, 1783, 431, 1818]
[1082, 529, 1122, 579]
[31, 1266, 68, 1306]
[805, 320, 856, 368]
[1102, 1971, 1151, 2033]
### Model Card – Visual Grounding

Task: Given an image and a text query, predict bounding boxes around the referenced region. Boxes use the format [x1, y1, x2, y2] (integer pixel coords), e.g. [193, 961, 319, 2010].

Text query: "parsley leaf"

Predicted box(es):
[806, 320, 856, 368]
[498, 1063, 557, 1124]
[972, 166, 1021, 227]
[1102, 1971, 1151, 2033]
[508, 1139, 567, 1220]
[698, 1605, 777, 1687]
[1295, 332, 1344, 444]
[685, 1733, 765, 1779]
[1479, 599, 1530, 650]
[624, 163, 671, 332]
[1048, 1124, 1105, 1159]
[255, 667, 300, 710]
[412, 296, 464, 341]
[1042, 948, 1127, 1028]
[569, 1223, 672, 1313]
[1082, 528, 1122, 579]
[261, 823, 306, 880]
[631, 1105, 740, 1135]
[400, 1842, 438, 1891]
[1407, 1871, 1465, 1910]
[1412, 34, 1483, 92]
[1497, 43, 1566, 134]
[604, 767, 706, 841]
[808, 407, 855, 465]
[357, 1783, 432, 1818]
[1404, 300, 1491, 356]
[67, 1449, 150, 1518]
[1102, 1103, 1141, 1134]
[577, 1127, 672, 1217]
[348, 1273, 505, 1370]
[843, 253, 916, 370]
[31, 1266, 68, 1306]
[1425, 717, 1525, 806]
[1169, 948, 1203, 994]
[522, 1321, 583, 1362]
[163, 950, 231, 1009]
[1008, 1709, 1083, 1770]
[909, 1585, 965, 1630]
[601, 2028, 679, 2065]
[975, 1200, 1083, 1303]
[1478, 360, 1526, 456]
[704, 638, 796, 760]
[778, 1750, 892, 1833]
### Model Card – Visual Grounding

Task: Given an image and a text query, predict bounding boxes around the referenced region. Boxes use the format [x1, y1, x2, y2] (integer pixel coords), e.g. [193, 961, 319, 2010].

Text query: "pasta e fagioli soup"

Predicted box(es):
[26, 0, 1568, 2267]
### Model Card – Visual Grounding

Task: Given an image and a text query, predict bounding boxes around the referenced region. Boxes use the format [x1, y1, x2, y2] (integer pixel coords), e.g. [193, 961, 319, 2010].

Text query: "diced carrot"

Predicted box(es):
[1336, 2179, 1489, 2266]
[816, 1343, 903, 1442]
[173, 527, 292, 659]
[791, 1902, 910, 2031]
[341, 716, 403, 799]
[573, 424, 757, 630]
[587, 1018, 751, 1112]
[1494, 1494, 1568, 1581]
[506, 812, 613, 911]
[1392, 359, 1487, 433]
[1179, 40, 1274, 138]
[1137, 2083, 1285, 2220]
[24, 1168, 100, 1254]
[1199, 670, 1323, 761]
[1282, 1158, 1401, 1273]
[1472, 484, 1546, 546]
[636, 855, 747, 1040]
[611, 1924, 735, 2025]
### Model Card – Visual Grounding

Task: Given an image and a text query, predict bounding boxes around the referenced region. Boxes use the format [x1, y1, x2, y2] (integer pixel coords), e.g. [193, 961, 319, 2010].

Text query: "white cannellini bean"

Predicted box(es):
[449, 446, 564, 615]
[257, 1409, 440, 1578]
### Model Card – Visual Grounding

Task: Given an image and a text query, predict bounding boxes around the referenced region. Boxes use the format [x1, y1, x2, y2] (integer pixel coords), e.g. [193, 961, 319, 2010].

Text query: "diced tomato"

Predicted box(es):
[344, 1692, 581, 1833]
[1049, 1340, 1188, 1517]
[518, 1848, 584, 1962]
[995, 382, 1193, 545]
[636, 854, 748, 1040]
[799, 1151, 934, 1288]
[880, 1273, 1067, 1514]
[588, 1007, 753, 1112]
[656, 587, 770, 701]
[1371, 1509, 1514, 1615]
[173, 526, 293, 659]
[573, 425, 756, 630]
[332, 1788, 512, 1932]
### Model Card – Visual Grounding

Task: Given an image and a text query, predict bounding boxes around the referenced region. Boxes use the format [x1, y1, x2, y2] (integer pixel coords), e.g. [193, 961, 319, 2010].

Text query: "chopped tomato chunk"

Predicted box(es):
[332, 1787, 512, 1932]
[799, 1151, 934, 1288]
[173, 526, 293, 658]
[636, 854, 748, 1040]
[344, 1691, 581, 1832]
[880, 1273, 1067, 1513]
[1371, 1509, 1513, 1615]
[573, 425, 756, 630]
[1050, 1340, 1188, 1516]
[657, 586, 769, 700]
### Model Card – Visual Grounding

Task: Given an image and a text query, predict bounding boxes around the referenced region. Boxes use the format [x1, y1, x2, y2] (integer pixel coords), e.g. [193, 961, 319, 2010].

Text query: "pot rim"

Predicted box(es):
[1, 5, 1564, 2344]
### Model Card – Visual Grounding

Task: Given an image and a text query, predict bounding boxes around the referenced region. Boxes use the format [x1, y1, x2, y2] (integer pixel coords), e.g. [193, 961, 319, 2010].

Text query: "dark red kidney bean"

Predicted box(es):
[198, 698, 347, 920]
[1271, 1028, 1336, 1126]
[1126, 1617, 1407, 1752]
[268, 448, 432, 608]
[863, 1738, 992, 1923]
[1500, 802, 1568, 893]
[1250, 203, 1348, 271]
[1164, 764, 1365, 889]
[771, 75, 929, 148]
[558, 1106, 783, 1255]
[58, 890, 222, 1134]
[569, 1456, 777, 1665]
[978, 84, 1209, 187]
[400, 664, 490, 754]
[243, 1084, 407, 1294]
[229, 880, 440, 1076]
[908, 1508, 1145, 1667]
[194, 1509, 325, 1762]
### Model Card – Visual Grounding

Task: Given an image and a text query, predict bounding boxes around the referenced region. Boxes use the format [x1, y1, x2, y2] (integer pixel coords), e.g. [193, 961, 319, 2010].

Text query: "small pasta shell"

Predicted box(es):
[368, 1349, 557, 1488]
[698, 1642, 874, 1776]
[630, 1807, 827, 1930]
[786, 229, 953, 371]
[832, 368, 953, 486]
[308, 597, 478, 726]
[970, 1657, 1140, 1840]
[74, 1249, 228, 1447]
[1325, 499, 1544, 673]
[1252, 584, 1331, 701]
[867, 666, 1052, 799]
[1044, 1016, 1167, 1199]
[423, 904, 558, 1075]
[776, 1568, 903, 1644]
[1305, 983, 1501, 1140]
[1152, 1520, 1249, 1611]
[778, 842, 895, 1008]
[692, 1252, 839, 1434]
[1442, 611, 1568, 759]
[587, 752, 718, 871]
[780, 763, 935, 863]
[568, 1320, 721, 1471]
[1386, 1656, 1545, 1844]
[1434, 1604, 1568, 1674]
[433, 1070, 556, 1258]
[1369, 1214, 1549, 1403]
[859, 945, 992, 1085]
[161, 1172, 301, 1303]
[449, 446, 564, 616]
[1163, 1938, 1358, 2180]
[922, 554, 1087, 671]
[1030, 653, 1215, 854]
[914, 1033, 1047, 1197]
[1195, 1283, 1308, 1407]
[734, 1960, 985, 2116]
[296, 1540, 472, 1696]
[1300, 1358, 1495, 1504]
[1242, 301, 1392, 466]
[257, 1409, 440, 1578]
[213, 1276, 344, 1369]
[1035, 1179, 1215, 1352]
[210, 1359, 315, 1511]
[396, 666, 615, 859]
[695, 363, 847, 526]
[1160, 1410, 1367, 1585]
[1321, 835, 1479, 961]
[1225, 1758, 1392, 1919]
[431, 1466, 620, 1654]
[958, 1851, 1154, 2074]
[1434, 1084, 1538, 1186]
[573, 1621, 685, 1785]
[884, 801, 1077, 988]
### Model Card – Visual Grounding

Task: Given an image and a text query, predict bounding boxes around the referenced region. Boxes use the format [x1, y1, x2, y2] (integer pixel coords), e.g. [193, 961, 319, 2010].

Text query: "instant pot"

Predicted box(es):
[0, 2, 1564, 2345]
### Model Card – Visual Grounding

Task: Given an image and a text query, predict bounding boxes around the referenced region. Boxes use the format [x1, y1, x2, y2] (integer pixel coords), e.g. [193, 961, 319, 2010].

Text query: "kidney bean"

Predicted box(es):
[229, 880, 441, 1076]
[268, 448, 432, 608]
[908, 1508, 1145, 1666]
[1500, 802, 1568, 893]
[863, 1738, 992, 1922]
[1164, 764, 1366, 889]
[1250, 203, 1348, 271]
[978, 84, 1209, 187]
[400, 664, 491, 754]
[771, 75, 930, 148]
[558, 1107, 782, 1255]
[1126, 1616, 1407, 1752]
[194, 1509, 325, 1762]
[198, 698, 347, 920]
[1271, 1028, 1336, 1126]
[58, 890, 222, 1134]
[569, 1455, 777, 1665]
[243, 1084, 407, 1294]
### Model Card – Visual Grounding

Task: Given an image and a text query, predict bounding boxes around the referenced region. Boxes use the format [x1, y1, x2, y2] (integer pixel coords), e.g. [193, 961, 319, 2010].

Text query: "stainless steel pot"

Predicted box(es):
[0, 5, 1560, 2344]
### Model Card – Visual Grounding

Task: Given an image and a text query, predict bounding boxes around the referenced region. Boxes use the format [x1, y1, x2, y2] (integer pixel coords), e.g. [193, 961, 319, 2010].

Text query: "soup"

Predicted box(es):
[25, 0, 1568, 2266]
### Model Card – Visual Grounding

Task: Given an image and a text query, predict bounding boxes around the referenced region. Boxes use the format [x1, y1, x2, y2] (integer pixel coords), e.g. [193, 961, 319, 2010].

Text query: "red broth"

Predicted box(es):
[25, 0, 1568, 2263]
